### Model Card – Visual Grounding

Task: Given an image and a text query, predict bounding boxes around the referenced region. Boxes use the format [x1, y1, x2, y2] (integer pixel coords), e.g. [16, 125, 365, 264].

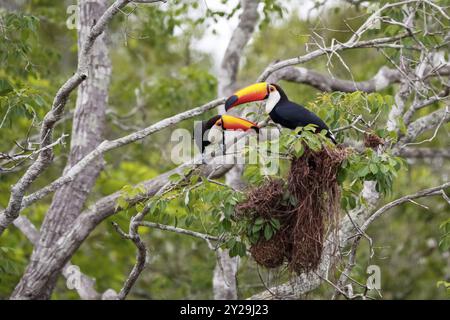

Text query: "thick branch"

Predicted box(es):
[399, 147, 450, 159]
[13, 216, 102, 300]
[399, 107, 450, 146]
[268, 66, 402, 92]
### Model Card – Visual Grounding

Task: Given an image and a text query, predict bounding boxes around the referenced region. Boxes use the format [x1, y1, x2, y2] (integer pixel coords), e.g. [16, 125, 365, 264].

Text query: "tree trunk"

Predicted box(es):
[11, 0, 111, 299]
[212, 0, 260, 300]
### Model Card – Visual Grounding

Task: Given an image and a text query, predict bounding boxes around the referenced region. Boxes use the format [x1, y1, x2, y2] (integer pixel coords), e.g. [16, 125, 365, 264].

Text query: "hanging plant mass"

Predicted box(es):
[236, 145, 349, 274]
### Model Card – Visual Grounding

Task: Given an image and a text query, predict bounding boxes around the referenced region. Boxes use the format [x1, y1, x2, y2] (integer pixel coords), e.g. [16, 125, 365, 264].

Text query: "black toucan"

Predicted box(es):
[224, 82, 337, 144]
[194, 114, 259, 154]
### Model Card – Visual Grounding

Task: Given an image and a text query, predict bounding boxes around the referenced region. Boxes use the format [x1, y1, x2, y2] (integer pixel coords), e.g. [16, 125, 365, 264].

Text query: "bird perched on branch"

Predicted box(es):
[224, 82, 337, 144]
[194, 114, 259, 155]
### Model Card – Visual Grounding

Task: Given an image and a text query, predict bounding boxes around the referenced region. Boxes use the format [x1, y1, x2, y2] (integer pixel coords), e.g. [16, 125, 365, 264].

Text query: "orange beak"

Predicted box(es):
[217, 114, 259, 132]
[224, 82, 269, 111]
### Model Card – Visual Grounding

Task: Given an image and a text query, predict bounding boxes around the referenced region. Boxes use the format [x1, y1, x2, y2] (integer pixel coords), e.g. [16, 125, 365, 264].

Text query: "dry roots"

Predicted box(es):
[236, 146, 348, 274]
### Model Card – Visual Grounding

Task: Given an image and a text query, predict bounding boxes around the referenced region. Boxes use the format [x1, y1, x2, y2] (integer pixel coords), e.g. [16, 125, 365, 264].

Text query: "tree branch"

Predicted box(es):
[333, 181, 450, 298]
[12, 216, 104, 300]
[216, 0, 261, 300]
[258, 33, 414, 82]
[0, 0, 134, 237]
[19, 98, 225, 210]
[269, 65, 401, 92]
[398, 106, 450, 147]
[138, 221, 219, 242]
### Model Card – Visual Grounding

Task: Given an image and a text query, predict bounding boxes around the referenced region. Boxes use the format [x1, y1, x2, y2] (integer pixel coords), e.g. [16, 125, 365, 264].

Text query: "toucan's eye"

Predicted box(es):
[269, 86, 275, 92]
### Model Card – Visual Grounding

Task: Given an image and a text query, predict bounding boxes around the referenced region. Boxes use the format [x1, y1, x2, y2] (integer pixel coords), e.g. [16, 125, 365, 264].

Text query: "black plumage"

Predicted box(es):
[194, 115, 221, 153]
[270, 84, 336, 144]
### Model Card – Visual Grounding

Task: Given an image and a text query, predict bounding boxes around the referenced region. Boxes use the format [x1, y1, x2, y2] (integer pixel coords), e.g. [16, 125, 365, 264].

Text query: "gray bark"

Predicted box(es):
[267, 66, 402, 92]
[13, 216, 102, 300]
[11, 0, 111, 299]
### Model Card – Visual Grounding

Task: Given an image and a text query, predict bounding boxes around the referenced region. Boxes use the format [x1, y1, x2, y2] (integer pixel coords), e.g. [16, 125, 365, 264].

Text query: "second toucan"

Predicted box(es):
[195, 114, 259, 154]
[225, 82, 337, 144]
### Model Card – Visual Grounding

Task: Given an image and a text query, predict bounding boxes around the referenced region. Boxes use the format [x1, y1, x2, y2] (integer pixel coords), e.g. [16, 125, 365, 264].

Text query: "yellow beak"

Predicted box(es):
[219, 114, 259, 132]
[224, 82, 269, 111]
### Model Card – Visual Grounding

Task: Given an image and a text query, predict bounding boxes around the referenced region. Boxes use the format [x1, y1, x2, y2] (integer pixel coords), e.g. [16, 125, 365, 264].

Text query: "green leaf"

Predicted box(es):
[252, 224, 263, 234]
[169, 173, 182, 182]
[185, 215, 195, 227]
[116, 197, 129, 210]
[293, 140, 304, 157]
[270, 218, 281, 230]
[337, 168, 347, 184]
[341, 196, 348, 210]
[135, 202, 145, 212]
[289, 195, 298, 206]
[348, 196, 356, 209]
[235, 242, 246, 257]
[369, 163, 379, 175]
[264, 224, 273, 240]
[226, 238, 236, 250]
[357, 166, 370, 177]
[221, 218, 231, 231]
[223, 203, 234, 218]
[229, 242, 239, 257]
[254, 217, 265, 226]
[0, 79, 13, 96]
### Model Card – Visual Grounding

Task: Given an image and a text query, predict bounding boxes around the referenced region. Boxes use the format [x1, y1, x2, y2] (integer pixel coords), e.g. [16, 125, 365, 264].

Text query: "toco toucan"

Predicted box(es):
[224, 82, 337, 144]
[195, 114, 259, 154]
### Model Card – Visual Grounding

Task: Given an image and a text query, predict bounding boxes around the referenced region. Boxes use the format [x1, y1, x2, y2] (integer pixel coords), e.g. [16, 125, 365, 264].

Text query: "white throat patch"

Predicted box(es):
[207, 126, 223, 144]
[265, 90, 280, 114]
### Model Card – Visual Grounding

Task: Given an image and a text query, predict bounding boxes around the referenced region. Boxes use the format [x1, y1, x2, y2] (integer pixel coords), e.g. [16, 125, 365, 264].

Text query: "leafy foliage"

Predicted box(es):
[0, 11, 51, 128]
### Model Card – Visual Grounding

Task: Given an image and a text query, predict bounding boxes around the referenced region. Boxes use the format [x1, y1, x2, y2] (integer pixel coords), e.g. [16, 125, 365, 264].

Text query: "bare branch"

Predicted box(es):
[333, 182, 450, 298]
[132, 0, 166, 3]
[0, 0, 135, 236]
[115, 181, 175, 300]
[269, 66, 401, 92]
[0, 134, 68, 172]
[402, 106, 449, 148]
[398, 106, 450, 147]
[258, 33, 413, 82]
[19, 98, 225, 210]
[139, 221, 220, 242]
[269, 63, 450, 93]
